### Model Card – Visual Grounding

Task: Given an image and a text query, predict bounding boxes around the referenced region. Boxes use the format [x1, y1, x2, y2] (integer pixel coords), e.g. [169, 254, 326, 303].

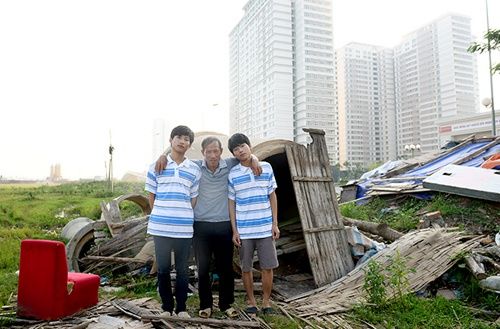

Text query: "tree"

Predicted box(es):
[468, 29, 500, 74]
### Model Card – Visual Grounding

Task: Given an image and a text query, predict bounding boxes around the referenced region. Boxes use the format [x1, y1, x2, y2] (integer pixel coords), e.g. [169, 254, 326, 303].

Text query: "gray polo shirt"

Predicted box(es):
[193, 157, 238, 222]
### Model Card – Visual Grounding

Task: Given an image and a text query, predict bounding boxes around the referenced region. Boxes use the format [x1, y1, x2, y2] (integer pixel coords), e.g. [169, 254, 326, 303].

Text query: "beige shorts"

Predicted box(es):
[239, 236, 278, 272]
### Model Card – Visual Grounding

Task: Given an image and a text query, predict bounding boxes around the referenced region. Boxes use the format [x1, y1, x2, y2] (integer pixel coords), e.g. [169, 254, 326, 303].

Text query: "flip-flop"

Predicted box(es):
[261, 307, 276, 315]
[224, 307, 239, 318]
[244, 306, 258, 315]
[198, 308, 211, 318]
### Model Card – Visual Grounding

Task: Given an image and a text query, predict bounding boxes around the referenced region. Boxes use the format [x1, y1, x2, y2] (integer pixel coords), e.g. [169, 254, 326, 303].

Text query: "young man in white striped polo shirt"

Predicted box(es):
[227, 133, 280, 315]
[145, 125, 201, 318]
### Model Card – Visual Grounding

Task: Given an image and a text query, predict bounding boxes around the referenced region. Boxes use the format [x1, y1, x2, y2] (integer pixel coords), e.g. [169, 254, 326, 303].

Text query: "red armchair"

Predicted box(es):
[17, 239, 100, 320]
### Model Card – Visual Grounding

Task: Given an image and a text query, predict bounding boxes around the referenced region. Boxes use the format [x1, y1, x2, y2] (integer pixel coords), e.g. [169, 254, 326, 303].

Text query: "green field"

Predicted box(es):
[0, 181, 145, 306]
[0, 182, 497, 328]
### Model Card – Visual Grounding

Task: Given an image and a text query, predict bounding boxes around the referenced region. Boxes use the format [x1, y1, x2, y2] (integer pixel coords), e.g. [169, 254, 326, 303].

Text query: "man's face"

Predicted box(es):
[170, 135, 191, 153]
[232, 143, 251, 162]
[202, 141, 222, 168]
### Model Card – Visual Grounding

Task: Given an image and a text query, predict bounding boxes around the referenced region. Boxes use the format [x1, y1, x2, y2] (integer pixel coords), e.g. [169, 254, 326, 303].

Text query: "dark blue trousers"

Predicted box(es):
[153, 236, 192, 314]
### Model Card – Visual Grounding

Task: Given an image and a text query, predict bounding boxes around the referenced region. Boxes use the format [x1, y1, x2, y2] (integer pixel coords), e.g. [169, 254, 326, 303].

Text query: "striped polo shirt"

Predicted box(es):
[228, 162, 277, 240]
[145, 155, 201, 238]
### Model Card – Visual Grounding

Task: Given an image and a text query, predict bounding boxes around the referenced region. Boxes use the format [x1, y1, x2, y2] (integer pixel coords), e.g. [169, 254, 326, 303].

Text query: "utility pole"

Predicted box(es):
[485, 0, 496, 136]
[108, 130, 114, 193]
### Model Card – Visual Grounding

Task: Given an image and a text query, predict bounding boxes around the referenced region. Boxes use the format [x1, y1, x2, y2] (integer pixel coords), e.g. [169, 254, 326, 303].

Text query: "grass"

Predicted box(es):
[340, 193, 500, 233]
[352, 295, 495, 329]
[340, 196, 422, 231]
[0, 181, 145, 306]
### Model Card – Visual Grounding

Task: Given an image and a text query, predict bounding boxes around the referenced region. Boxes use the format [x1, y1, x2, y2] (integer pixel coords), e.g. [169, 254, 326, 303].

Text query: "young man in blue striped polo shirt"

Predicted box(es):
[146, 125, 201, 318]
[228, 133, 280, 315]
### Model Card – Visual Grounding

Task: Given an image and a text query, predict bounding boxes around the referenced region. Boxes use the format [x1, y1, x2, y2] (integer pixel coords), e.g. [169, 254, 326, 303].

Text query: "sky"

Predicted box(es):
[0, 0, 499, 180]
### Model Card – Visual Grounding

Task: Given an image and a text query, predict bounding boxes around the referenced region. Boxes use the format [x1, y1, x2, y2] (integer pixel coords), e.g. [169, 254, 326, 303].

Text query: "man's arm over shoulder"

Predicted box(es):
[225, 155, 262, 175]
[154, 154, 168, 173]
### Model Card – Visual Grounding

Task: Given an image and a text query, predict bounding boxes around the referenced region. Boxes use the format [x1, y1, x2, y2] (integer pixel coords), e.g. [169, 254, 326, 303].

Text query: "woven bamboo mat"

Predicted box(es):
[285, 228, 481, 323]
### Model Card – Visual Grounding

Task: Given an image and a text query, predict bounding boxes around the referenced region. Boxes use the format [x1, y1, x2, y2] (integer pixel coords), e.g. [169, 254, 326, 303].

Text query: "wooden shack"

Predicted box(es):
[253, 129, 354, 286]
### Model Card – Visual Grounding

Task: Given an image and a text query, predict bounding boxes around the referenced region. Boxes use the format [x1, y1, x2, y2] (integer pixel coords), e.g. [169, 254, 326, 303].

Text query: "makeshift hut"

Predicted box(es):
[63, 129, 354, 287]
[252, 128, 354, 286]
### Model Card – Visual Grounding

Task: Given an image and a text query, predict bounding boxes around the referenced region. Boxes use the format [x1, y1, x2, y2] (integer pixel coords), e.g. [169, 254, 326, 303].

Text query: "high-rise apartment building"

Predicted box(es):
[336, 43, 396, 167]
[336, 14, 478, 165]
[394, 14, 479, 156]
[229, 0, 337, 163]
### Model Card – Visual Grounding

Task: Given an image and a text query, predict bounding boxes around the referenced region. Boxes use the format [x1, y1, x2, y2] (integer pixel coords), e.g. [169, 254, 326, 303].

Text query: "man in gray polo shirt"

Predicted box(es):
[156, 136, 260, 318]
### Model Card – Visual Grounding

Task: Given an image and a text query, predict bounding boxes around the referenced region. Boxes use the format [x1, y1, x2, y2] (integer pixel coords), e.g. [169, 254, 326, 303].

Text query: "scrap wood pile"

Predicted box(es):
[273, 217, 306, 257]
[64, 194, 156, 275]
[81, 217, 152, 275]
[283, 228, 483, 324]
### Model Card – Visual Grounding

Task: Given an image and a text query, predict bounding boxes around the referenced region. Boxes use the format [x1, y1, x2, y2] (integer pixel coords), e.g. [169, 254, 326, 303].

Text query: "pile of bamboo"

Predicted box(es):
[284, 228, 482, 324]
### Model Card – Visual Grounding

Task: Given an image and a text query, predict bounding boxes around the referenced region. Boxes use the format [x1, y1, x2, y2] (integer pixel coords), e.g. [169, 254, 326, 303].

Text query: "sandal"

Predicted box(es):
[198, 308, 211, 318]
[224, 307, 238, 318]
[261, 307, 277, 315]
[244, 306, 258, 316]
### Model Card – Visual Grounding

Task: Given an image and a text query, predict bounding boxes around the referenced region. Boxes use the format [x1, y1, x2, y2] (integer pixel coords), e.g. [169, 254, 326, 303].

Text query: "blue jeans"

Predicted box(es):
[153, 236, 192, 313]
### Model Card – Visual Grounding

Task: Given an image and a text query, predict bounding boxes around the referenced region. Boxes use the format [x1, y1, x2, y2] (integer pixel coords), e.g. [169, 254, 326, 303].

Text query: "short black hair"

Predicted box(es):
[170, 125, 194, 144]
[228, 133, 251, 154]
[201, 136, 222, 151]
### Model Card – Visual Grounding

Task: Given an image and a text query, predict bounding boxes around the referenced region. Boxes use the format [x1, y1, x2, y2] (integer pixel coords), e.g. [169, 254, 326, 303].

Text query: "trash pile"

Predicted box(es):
[341, 135, 500, 202]
[8, 131, 498, 328]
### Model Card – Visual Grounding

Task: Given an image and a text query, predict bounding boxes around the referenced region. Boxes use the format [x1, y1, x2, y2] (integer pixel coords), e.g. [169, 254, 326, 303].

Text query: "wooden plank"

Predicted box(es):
[303, 225, 344, 234]
[292, 176, 333, 182]
[281, 243, 306, 254]
[453, 136, 500, 165]
[285, 129, 353, 287]
[83, 255, 148, 264]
